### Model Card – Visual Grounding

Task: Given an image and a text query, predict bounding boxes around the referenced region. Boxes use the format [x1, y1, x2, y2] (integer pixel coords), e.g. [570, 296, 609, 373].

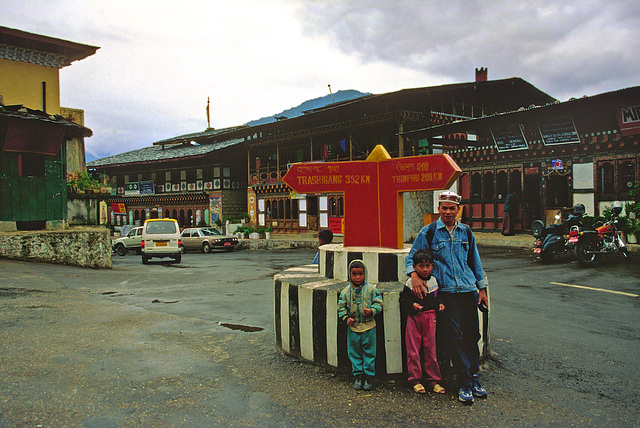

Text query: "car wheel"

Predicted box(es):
[174, 254, 181, 263]
[202, 242, 211, 253]
[142, 255, 149, 264]
[115, 244, 127, 256]
[180, 244, 186, 254]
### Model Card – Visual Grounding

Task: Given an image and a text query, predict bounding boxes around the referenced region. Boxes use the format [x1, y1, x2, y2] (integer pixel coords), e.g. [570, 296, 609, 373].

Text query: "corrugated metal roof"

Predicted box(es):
[87, 137, 245, 167]
[152, 125, 248, 146]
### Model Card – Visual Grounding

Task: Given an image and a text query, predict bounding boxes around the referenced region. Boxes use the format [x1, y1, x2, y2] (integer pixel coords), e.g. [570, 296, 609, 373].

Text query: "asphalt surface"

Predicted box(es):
[0, 239, 638, 427]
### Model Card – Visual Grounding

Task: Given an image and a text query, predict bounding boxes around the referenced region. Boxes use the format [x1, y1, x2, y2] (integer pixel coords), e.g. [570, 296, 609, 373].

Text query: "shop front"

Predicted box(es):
[252, 183, 344, 235]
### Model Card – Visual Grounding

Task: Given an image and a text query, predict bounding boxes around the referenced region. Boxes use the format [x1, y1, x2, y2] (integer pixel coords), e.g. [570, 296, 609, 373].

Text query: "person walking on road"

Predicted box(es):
[405, 191, 489, 404]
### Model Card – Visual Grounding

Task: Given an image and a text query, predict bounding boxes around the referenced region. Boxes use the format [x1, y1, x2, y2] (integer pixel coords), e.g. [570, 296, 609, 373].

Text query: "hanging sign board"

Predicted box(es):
[538, 115, 580, 145]
[139, 181, 155, 194]
[111, 203, 126, 214]
[617, 103, 640, 136]
[490, 123, 528, 151]
[551, 159, 565, 170]
[124, 182, 140, 195]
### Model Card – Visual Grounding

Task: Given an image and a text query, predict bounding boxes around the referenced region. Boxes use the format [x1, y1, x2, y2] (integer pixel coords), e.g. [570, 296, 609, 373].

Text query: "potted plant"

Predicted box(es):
[628, 220, 639, 244]
[626, 180, 640, 244]
[74, 170, 100, 193]
[97, 173, 111, 193]
[246, 227, 259, 239]
[265, 226, 272, 239]
[67, 175, 78, 194]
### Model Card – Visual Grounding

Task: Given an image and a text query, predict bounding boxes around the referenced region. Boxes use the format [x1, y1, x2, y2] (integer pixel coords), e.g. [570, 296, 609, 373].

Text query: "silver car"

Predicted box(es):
[180, 228, 238, 253]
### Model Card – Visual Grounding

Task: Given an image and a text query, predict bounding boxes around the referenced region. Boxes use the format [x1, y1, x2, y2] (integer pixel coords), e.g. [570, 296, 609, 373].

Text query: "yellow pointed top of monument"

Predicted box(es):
[365, 144, 392, 162]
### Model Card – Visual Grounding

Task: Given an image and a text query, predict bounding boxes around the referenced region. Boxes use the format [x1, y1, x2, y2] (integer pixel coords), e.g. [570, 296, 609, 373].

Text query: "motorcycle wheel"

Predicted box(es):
[539, 250, 555, 263]
[574, 241, 598, 266]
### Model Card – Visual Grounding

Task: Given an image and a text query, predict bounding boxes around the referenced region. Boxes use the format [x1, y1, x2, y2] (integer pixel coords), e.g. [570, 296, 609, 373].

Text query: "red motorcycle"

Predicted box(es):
[570, 201, 631, 266]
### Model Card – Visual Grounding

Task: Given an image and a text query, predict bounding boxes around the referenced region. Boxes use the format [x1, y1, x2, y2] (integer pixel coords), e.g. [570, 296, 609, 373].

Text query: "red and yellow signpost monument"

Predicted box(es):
[283, 145, 461, 249]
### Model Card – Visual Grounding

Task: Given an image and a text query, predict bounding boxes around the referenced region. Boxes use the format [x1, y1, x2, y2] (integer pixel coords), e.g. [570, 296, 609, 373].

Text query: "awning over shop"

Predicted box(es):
[0, 105, 92, 155]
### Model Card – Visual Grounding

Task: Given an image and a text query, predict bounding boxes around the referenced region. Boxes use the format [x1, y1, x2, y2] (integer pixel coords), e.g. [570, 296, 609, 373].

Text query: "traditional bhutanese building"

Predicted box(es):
[405, 86, 640, 231]
[90, 69, 557, 236]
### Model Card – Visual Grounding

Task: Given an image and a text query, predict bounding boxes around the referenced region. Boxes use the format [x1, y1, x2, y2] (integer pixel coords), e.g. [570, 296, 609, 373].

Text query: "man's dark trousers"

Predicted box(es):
[439, 291, 480, 387]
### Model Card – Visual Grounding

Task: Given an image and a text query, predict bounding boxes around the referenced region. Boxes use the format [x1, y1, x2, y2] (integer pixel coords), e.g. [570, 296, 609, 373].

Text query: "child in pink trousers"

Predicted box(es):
[400, 249, 446, 394]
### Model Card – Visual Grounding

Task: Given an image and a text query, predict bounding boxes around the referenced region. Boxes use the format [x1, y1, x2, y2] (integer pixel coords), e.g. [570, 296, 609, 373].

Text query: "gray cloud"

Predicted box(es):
[297, 0, 640, 100]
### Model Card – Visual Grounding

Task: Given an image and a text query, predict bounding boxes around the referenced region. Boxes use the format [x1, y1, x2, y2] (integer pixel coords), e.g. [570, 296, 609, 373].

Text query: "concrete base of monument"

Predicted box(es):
[273, 244, 490, 377]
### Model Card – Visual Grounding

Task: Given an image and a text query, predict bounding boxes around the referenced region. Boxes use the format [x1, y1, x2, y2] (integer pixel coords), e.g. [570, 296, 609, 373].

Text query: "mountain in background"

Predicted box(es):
[86, 89, 371, 161]
[246, 89, 371, 126]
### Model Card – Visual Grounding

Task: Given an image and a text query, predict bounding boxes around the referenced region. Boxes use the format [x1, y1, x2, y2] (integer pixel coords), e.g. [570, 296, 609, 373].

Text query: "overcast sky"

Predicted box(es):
[3, 0, 639, 160]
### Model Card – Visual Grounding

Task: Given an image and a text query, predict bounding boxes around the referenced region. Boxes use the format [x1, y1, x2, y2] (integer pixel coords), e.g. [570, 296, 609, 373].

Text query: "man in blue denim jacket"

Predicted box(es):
[405, 191, 489, 404]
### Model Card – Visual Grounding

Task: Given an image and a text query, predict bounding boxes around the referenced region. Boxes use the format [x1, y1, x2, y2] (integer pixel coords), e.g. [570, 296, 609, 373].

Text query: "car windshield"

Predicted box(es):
[146, 221, 177, 234]
[200, 228, 222, 236]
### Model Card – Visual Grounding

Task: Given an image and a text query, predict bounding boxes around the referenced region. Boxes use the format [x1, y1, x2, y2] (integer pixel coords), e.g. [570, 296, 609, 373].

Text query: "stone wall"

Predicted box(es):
[236, 238, 317, 251]
[0, 229, 112, 268]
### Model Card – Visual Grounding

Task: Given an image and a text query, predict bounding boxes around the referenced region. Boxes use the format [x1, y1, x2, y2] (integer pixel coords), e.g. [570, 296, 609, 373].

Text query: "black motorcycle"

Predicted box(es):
[531, 204, 585, 263]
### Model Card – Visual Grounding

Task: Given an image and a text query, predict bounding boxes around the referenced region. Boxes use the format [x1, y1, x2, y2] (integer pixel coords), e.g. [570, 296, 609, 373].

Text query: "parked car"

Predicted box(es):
[112, 226, 143, 256]
[141, 219, 182, 264]
[180, 227, 239, 253]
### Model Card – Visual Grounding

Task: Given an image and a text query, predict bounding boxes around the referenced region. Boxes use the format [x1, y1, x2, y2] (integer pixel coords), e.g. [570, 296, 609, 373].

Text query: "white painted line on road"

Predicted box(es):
[551, 282, 639, 298]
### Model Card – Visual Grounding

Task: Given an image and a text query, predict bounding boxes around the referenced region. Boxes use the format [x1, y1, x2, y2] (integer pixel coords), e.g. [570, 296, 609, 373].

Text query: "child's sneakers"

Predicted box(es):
[363, 378, 373, 391]
[353, 377, 363, 390]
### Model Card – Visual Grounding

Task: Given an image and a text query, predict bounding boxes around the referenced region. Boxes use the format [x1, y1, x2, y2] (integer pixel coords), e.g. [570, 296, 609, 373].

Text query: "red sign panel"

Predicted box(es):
[111, 203, 126, 214]
[328, 217, 343, 234]
[283, 146, 460, 249]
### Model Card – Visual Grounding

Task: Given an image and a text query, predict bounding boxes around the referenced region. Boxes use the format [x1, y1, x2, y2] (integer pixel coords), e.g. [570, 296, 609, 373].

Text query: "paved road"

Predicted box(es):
[0, 247, 638, 427]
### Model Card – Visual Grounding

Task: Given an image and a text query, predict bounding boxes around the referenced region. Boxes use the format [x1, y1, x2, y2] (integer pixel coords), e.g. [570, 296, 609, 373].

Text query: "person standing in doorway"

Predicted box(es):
[501, 191, 519, 236]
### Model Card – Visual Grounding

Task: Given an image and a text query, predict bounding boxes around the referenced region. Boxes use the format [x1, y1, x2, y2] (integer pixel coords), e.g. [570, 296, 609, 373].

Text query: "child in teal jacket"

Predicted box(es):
[338, 259, 383, 391]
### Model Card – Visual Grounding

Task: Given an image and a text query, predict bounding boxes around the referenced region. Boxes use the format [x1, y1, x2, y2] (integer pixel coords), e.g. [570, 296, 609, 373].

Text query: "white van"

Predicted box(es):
[141, 219, 181, 264]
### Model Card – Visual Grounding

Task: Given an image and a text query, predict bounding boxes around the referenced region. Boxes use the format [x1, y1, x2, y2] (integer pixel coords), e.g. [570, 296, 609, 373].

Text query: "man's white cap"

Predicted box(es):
[438, 191, 461, 204]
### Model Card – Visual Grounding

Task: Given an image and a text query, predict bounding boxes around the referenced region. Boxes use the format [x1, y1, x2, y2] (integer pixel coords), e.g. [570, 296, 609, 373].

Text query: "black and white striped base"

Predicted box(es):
[274, 246, 489, 376]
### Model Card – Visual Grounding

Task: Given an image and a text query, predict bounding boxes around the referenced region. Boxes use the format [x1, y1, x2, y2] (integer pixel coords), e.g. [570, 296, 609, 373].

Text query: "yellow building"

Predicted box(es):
[0, 26, 98, 230]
